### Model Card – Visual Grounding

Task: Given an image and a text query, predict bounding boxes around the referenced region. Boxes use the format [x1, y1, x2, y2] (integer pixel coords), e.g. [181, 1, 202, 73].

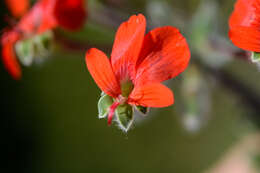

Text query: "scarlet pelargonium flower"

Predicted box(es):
[229, 0, 260, 52]
[1, 0, 87, 79]
[85, 14, 190, 131]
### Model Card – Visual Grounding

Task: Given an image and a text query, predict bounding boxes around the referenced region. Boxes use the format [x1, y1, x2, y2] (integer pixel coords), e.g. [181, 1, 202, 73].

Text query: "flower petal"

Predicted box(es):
[36, 0, 58, 33]
[128, 83, 174, 108]
[111, 14, 146, 81]
[135, 26, 190, 86]
[229, 0, 260, 28]
[1, 31, 21, 80]
[228, 0, 260, 52]
[85, 48, 120, 97]
[5, 0, 29, 18]
[16, 0, 54, 34]
[229, 26, 260, 52]
[2, 42, 21, 80]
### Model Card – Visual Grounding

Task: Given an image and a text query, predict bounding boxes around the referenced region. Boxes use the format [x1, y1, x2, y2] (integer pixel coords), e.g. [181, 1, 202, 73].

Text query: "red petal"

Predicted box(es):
[229, 26, 260, 52]
[16, 0, 55, 34]
[134, 26, 190, 86]
[5, 0, 29, 18]
[229, 0, 260, 28]
[54, 0, 86, 31]
[128, 83, 174, 108]
[228, 0, 260, 52]
[111, 14, 146, 81]
[2, 42, 21, 80]
[85, 48, 120, 97]
[36, 0, 58, 33]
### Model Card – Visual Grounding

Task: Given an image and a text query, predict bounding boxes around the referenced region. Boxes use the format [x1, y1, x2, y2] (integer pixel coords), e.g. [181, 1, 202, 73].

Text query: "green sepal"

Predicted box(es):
[115, 104, 134, 132]
[251, 52, 260, 63]
[100, 91, 106, 96]
[98, 94, 113, 119]
[15, 38, 34, 66]
[15, 31, 54, 66]
[135, 106, 149, 115]
[34, 30, 54, 54]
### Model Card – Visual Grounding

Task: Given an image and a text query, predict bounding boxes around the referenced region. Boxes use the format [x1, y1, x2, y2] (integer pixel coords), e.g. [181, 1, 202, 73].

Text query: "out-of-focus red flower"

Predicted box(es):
[1, 0, 87, 79]
[229, 0, 260, 52]
[85, 14, 190, 125]
[5, 0, 29, 18]
[53, 0, 87, 31]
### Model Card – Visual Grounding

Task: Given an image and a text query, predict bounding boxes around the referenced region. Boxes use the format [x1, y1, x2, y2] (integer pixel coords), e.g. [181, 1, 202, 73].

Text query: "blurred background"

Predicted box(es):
[1, 0, 260, 172]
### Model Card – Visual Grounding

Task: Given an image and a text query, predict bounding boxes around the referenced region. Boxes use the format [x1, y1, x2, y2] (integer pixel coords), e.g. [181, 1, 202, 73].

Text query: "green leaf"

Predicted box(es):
[115, 104, 134, 132]
[135, 106, 149, 115]
[98, 94, 113, 119]
[251, 52, 260, 63]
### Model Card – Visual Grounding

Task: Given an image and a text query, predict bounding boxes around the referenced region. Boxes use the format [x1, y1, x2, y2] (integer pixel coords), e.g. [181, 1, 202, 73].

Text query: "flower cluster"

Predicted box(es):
[1, 0, 86, 79]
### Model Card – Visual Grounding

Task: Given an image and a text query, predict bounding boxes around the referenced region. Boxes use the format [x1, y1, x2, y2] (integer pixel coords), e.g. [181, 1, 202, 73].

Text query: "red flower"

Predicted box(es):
[5, 0, 29, 18]
[53, 0, 87, 31]
[85, 14, 190, 126]
[229, 0, 260, 52]
[1, 0, 87, 79]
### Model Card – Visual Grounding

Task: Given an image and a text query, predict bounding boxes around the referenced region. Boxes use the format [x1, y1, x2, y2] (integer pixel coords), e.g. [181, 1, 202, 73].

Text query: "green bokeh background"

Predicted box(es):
[1, 0, 259, 173]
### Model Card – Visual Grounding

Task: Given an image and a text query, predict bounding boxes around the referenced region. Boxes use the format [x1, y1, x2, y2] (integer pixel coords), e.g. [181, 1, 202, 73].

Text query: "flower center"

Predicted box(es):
[107, 79, 134, 126]
[115, 95, 127, 104]
[120, 79, 134, 97]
